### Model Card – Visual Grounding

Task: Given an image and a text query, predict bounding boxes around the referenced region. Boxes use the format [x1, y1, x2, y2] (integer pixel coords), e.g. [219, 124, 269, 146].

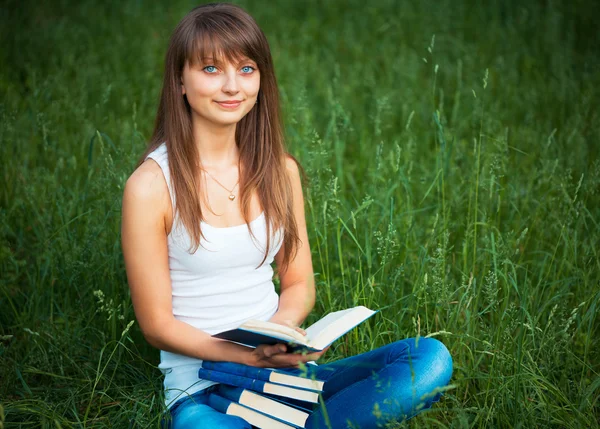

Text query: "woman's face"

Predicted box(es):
[181, 53, 260, 127]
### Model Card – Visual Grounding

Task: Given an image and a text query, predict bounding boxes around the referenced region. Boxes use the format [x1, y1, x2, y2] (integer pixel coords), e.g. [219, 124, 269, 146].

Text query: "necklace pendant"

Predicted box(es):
[229, 194, 235, 201]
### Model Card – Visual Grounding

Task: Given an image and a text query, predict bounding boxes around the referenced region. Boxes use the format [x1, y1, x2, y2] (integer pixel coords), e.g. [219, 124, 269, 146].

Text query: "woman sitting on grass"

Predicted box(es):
[121, 3, 453, 428]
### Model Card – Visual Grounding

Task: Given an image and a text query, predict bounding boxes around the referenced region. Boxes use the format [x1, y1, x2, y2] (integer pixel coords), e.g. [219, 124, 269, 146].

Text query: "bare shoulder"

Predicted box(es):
[122, 159, 172, 231]
[284, 154, 302, 181]
[124, 159, 170, 205]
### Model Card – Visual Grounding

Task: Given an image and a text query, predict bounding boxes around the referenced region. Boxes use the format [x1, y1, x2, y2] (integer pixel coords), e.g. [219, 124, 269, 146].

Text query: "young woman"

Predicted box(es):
[121, 3, 453, 428]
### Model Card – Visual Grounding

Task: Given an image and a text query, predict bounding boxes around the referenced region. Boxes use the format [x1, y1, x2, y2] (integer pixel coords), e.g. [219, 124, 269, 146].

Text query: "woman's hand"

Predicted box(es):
[249, 316, 328, 368]
[247, 343, 330, 368]
[267, 316, 307, 336]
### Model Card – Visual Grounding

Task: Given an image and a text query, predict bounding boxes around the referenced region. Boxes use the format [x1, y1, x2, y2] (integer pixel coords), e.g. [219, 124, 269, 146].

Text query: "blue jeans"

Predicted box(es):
[162, 337, 453, 429]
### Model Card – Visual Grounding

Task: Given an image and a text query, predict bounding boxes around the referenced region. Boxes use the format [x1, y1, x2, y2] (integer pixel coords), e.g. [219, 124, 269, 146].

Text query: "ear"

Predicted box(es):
[181, 81, 186, 95]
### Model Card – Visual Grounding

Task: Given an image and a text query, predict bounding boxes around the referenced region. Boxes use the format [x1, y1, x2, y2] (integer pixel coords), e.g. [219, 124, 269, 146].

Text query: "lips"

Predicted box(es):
[216, 100, 242, 107]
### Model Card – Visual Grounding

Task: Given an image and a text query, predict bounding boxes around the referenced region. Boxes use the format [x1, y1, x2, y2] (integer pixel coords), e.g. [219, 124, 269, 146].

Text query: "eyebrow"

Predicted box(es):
[200, 56, 255, 65]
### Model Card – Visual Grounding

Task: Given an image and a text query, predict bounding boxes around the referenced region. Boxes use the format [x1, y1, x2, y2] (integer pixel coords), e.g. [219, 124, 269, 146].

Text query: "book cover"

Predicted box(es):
[202, 360, 324, 391]
[198, 368, 320, 403]
[218, 385, 310, 427]
[208, 393, 300, 429]
[213, 306, 376, 351]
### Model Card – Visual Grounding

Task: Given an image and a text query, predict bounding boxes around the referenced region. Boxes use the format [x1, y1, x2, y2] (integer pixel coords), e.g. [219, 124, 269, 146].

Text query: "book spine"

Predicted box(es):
[208, 393, 301, 429]
[207, 393, 231, 414]
[202, 360, 271, 382]
[218, 386, 310, 427]
[261, 392, 315, 412]
[215, 384, 245, 402]
[198, 368, 267, 392]
[218, 384, 311, 414]
[202, 360, 324, 392]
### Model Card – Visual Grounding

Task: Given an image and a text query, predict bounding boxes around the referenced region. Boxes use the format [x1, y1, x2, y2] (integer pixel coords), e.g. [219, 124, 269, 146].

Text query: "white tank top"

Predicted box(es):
[145, 143, 282, 408]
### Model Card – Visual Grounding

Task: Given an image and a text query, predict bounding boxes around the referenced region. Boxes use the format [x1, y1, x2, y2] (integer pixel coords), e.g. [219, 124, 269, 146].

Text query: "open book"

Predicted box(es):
[213, 306, 376, 352]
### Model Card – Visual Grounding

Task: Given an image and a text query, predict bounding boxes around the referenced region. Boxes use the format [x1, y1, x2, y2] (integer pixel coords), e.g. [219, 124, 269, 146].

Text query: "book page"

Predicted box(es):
[240, 319, 308, 344]
[304, 308, 356, 340]
[305, 306, 376, 350]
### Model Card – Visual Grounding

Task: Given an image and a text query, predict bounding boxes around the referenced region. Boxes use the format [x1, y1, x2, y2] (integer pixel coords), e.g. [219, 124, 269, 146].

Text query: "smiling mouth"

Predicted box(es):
[215, 100, 243, 108]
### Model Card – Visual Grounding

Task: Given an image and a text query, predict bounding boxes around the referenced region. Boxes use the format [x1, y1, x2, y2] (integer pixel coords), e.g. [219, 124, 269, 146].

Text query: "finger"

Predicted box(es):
[314, 346, 330, 357]
[294, 327, 307, 336]
[271, 353, 304, 367]
[303, 351, 325, 361]
[289, 348, 320, 357]
[270, 343, 287, 355]
[291, 353, 316, 364]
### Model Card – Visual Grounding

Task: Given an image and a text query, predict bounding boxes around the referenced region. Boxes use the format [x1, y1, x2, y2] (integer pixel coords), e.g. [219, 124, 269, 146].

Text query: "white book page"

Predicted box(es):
[241, 390, 309, 426]
[241, 319, 308, 344]
[305, 306, 375, 350]
[230, 402, 291, 429]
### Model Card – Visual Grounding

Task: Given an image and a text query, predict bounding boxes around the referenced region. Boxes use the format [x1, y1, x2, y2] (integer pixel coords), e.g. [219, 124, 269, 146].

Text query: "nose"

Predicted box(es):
[222, 69, 239, 94]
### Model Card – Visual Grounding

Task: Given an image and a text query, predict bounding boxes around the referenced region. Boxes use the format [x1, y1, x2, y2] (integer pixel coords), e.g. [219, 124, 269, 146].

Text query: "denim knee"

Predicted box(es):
[386, 338, 452, 372]
[412, 337, 453, 402]
[421, 337, 453, 381]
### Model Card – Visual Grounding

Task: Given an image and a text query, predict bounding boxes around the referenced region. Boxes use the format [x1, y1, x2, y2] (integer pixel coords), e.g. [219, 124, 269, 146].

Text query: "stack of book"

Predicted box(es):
[200, 306, 377, 428]
[199, 360, 323, 428]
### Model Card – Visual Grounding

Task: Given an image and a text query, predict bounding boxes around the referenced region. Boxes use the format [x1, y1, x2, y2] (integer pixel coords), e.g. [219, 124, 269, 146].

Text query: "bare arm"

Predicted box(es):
[121, 159, 317, 367]
[270, 156, 316, 329]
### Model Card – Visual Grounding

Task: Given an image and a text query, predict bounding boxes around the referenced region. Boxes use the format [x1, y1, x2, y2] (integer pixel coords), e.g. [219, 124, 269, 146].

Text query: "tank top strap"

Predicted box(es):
[145, 142, 176, 209]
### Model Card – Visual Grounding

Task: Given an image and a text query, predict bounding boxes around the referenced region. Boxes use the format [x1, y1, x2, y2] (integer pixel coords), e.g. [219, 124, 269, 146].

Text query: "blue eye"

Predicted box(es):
[202, 65, 255, 74]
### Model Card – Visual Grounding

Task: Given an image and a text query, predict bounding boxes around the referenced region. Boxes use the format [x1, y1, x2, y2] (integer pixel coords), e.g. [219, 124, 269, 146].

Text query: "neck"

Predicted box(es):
[191, 114, 240, 169]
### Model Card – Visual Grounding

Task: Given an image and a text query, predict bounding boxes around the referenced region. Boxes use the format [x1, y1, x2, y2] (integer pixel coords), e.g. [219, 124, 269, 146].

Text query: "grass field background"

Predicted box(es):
[1, 0, 599, 427]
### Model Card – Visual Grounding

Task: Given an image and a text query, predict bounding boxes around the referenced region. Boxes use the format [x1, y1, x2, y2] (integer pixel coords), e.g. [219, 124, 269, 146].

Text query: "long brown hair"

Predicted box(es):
[138, 2, 300, 271]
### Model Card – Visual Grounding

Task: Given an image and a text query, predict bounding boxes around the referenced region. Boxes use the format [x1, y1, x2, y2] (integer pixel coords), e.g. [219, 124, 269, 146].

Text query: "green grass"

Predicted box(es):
[1, 0, 599, 427]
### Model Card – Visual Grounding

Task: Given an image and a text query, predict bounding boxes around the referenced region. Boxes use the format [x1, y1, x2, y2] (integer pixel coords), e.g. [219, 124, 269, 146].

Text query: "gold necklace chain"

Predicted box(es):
[203, 170, 240, 201]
